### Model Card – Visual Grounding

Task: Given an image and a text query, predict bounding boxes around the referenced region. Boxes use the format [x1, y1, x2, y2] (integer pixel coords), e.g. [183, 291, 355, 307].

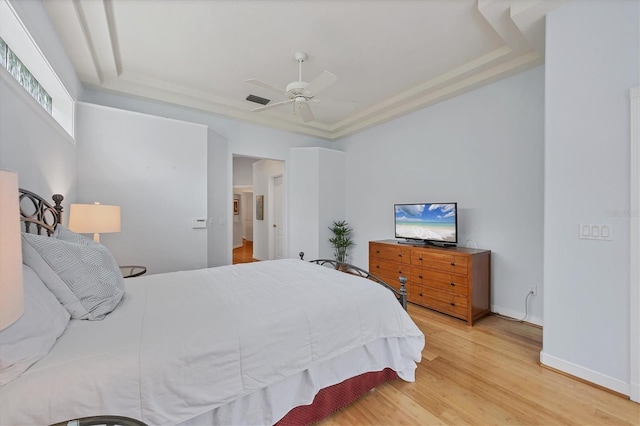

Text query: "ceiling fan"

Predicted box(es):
[246, 52, 343, 123]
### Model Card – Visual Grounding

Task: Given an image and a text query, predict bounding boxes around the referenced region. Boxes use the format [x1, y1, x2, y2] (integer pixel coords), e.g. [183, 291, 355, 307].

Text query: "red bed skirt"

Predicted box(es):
[276, 368, 399, 426]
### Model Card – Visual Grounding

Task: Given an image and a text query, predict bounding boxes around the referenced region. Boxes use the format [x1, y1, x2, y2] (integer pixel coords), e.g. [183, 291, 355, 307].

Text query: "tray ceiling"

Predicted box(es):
[44, 0, 566, 140]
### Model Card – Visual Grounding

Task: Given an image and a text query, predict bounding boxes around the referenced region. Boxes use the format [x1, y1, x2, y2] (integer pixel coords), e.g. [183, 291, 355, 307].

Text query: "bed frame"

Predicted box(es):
[305, 257, 408, 311]
[19, 188, 63, 235]
[18, 189, 403, 426]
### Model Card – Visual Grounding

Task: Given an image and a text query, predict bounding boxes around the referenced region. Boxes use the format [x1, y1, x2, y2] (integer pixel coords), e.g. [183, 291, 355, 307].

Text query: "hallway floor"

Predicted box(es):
[233, 239, 257, 264]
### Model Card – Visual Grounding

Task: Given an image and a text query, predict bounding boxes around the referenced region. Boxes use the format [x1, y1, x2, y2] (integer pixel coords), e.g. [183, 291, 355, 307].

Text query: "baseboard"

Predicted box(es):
[539, 351, 630, 396]
[491, 304, 542, 326]
[631, 381, 640, 402]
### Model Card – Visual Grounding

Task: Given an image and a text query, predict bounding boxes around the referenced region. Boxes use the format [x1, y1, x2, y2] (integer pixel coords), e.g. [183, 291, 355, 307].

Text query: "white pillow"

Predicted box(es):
[0, 265, 70, 385]
[21, 232, 125, 320]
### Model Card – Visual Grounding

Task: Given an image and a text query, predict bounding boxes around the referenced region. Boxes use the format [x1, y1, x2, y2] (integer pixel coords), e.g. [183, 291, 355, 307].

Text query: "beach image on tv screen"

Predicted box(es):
[395, 203, 456, 242]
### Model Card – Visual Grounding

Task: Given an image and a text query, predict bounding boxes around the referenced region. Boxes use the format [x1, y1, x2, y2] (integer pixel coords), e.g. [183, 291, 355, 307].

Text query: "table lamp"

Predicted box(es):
[69, 202, 121, 243]
[0, 169, 24, 330]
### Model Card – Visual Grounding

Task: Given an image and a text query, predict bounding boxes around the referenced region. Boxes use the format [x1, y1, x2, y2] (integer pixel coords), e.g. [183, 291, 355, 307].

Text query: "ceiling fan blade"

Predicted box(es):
[296, 100, 315, 122]
[304, 71, 337, 96]
[251, 99, 293, 112]
[246, 78, 285, 95]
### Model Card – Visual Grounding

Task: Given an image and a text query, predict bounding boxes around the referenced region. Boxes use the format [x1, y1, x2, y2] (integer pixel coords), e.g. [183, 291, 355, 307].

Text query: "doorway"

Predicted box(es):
[232, 155, 285, 262]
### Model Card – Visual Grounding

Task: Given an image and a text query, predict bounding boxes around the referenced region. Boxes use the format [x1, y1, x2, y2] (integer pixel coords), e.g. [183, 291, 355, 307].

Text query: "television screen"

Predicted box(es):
[394, 203, 457, 244]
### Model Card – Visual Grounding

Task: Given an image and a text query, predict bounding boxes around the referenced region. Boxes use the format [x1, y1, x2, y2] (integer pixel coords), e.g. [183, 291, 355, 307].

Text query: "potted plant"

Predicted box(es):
[328, 220, 355, 263]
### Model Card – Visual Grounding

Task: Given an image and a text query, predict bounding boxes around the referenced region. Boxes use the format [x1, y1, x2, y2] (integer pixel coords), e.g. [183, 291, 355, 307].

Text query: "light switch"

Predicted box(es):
[591, 225, 599, 237]
[581, 224, 590, 238]
[192, 218, 207, 229]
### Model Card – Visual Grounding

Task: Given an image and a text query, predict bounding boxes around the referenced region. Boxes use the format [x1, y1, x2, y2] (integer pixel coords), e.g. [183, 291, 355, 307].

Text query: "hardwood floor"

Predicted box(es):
[233, 239, 257, 264]
[321, 305, 640, 425]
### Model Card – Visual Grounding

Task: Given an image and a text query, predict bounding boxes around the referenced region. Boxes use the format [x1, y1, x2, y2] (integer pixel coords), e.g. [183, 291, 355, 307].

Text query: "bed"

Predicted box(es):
[0, 190, 425, 426]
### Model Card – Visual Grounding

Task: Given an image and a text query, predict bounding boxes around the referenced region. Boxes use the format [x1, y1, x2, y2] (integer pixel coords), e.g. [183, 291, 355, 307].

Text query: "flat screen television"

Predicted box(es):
[394, 202, 457, 246]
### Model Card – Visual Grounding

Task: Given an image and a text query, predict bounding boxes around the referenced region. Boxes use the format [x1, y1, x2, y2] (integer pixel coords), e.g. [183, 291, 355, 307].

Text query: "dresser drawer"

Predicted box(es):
[370, 258, 407, 276]
[409, 267, 468, 295]
[370, 242, 408, 263]
[409, 285, 468, 319]
[410, 250, 468, 274]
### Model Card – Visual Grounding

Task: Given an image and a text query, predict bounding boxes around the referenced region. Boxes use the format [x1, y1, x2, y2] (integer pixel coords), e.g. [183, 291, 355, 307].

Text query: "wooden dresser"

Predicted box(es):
[369, 240, 491, 325]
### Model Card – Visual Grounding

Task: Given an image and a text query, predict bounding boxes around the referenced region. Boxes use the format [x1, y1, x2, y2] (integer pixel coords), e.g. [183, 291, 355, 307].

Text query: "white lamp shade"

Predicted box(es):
[0, 170, 24, 330]
[68, 203, 121, 234]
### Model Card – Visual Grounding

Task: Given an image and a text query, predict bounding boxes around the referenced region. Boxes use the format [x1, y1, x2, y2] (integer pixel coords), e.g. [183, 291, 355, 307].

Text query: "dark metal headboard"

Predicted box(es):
[19, 188, 64, 236]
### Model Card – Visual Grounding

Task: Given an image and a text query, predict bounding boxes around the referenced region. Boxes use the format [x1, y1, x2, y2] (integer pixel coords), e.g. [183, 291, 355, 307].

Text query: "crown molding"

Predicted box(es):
[45, 0, 561, 140]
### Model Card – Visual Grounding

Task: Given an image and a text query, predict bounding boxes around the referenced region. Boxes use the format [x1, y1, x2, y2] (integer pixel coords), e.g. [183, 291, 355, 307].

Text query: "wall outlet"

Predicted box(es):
[529, 286, 537, 296]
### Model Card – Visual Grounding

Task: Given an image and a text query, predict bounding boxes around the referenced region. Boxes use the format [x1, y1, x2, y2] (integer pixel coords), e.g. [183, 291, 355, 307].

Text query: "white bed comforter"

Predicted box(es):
[0, 259, 424, 426]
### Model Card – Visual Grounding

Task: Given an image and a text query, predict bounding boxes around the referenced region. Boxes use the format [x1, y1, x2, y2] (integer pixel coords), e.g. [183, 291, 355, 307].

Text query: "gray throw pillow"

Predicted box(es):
[0, 265, 70, 385]
[21, 233, 125, 320]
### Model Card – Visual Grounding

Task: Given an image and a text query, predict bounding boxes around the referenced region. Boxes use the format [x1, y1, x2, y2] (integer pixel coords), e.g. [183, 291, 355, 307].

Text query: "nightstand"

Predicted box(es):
[119, 265, 147, 278]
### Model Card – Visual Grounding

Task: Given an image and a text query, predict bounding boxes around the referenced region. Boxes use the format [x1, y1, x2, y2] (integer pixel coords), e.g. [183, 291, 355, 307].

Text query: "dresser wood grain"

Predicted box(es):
[369, 240, 491, 325]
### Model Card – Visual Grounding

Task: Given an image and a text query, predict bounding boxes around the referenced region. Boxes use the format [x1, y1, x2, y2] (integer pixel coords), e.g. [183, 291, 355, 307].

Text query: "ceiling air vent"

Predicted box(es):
[246, 94, 270, 106]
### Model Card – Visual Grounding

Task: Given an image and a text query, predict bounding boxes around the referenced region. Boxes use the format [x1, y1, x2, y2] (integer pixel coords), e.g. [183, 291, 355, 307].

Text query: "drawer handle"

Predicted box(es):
[450, 282, 455, 286]
[450, 262, 455, 266]
[398, 270, 403, 274]
[419, 292, 423, 297]
[450, 302, 455, 306]
[419, 257, 423, 261]
[376, 265, 379, 268]
[376, 250, 380, 254]
[398, 254, 402, 257]
[419, 275, 423, 279]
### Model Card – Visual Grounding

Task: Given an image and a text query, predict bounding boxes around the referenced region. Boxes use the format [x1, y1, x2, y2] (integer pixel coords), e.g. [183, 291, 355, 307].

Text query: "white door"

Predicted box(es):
[273, 175, 284, 259]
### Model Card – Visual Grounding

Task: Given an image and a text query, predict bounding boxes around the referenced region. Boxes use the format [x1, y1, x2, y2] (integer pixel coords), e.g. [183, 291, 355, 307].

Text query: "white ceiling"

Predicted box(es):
[44, 0, 566, 140]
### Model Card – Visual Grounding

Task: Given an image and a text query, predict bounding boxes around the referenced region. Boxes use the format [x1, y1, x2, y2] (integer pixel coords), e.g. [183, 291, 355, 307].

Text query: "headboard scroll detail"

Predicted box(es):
[19, 188, 64, 236]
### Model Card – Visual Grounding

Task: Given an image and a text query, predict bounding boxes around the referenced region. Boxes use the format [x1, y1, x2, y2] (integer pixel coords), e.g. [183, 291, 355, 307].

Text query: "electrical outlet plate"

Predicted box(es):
[529, 286, 537, 296]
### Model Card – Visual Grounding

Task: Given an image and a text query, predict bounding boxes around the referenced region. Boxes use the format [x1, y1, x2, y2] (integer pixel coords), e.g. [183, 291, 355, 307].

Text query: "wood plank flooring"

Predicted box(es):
[233, 239, 257, 264]
[321, 305, 640, 425]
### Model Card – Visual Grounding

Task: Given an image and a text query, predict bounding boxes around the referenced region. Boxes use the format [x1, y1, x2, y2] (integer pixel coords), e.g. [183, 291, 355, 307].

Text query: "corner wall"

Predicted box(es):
[542, 0, 640, 395]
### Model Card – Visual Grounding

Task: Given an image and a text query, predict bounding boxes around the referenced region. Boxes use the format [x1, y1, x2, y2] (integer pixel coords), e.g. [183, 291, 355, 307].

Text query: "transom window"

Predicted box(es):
[0, 36, 52, 114]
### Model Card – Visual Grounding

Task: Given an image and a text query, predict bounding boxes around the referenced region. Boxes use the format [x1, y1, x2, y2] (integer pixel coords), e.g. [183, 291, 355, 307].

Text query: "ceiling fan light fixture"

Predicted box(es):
[246, 51, 339, 123]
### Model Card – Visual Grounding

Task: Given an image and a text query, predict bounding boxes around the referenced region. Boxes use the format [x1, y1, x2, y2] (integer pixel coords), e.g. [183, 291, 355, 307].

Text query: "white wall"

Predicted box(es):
[233, 156, 256, 186]
[0, 0, 81, 209]
[76, 103, 209, 274]
[289, 147, 346, 261]
[0, 75, 77, 209]
[81, 89, 331, 262]
[335, 65, 545, 324]
[252, 159, 284, 260]
[207, 128, 231, 267]
[542, 0, 640, 395]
